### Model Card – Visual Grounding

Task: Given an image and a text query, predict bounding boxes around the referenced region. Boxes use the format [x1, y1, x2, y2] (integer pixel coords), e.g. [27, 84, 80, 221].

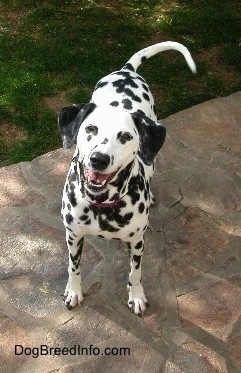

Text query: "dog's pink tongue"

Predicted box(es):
[88, 170, 108, 183]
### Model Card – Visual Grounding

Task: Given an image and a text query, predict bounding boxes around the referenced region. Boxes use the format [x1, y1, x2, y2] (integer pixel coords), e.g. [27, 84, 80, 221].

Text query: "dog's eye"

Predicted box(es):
[122, 132, 133, 141]
[117, 131, 133, 144]
[85, 125, 98, 135]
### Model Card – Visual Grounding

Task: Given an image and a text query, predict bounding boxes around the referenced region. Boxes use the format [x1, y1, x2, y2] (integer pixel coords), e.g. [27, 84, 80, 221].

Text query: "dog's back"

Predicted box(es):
[91, 41, 196, 119]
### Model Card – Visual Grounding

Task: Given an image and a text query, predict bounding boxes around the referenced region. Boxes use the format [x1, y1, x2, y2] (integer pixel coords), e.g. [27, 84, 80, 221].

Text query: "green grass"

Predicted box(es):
[0, 0, 241, 166]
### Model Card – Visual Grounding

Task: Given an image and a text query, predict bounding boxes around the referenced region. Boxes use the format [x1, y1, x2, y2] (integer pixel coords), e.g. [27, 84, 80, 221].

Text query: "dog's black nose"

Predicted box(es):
[89, 152, 110, 171]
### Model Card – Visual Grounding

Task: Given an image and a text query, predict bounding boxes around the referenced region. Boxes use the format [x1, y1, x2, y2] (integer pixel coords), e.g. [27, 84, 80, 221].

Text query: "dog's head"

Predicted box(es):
[58, 103, 166, 193]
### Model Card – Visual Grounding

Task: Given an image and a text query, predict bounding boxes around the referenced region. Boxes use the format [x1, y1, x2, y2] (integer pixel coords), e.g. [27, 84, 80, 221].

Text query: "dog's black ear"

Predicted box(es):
[132, 112, 166, 165]
[58, 103, 96, 148]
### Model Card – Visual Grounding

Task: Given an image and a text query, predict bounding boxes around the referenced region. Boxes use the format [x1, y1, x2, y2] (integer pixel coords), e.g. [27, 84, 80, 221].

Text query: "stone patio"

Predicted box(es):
[0, 92, 241, 372]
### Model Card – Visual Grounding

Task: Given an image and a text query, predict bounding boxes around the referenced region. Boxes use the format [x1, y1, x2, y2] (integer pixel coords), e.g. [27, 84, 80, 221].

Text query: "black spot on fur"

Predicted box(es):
[86, 190, 109, 203]
[68, 172, 77, 183]
[110, 101, 119, 107]
[127, 173, 143, 204]
[87, 135, 92, 142]
[70, 244, 82, 264]
[101, 138, 109, 144]
[69, 182, 75, 191]
[135, 241, 143, 250]
[124, 88, 141, 103]
[112, 74, 139, 95]
[153, 104, 157, 116]
[80, 214, 88, 221]
[99, 216, 120, 232]
[144, 190, 147, 201]
[84, 219, 91, 225]
[128, 182, 140, 205]
[143, 92, 150, 101]
[65, 213, 73, 224]
[122, 98, 133, 110]
[146, 180, 150, 192]
[115, 71, 131, 77]
[70, 242, 83, 270]
[129, 232, 135, 237]
[138, 176, 145, 192]
[95, 81, 108, 90]
[142, 83, 149, 92]
[136, 76, 147, 83]
[136, 109, 145, 116]
[119, 200, 127, 208]
[85, 125, 98, 135]
[110, 161, 134, 193]
[84, 207, 89, 213]
[90, 199, 132, 232]
[68, 190, 77, 207]
[74, 259, 80, 269]
[122, 63, 135, 72]
[133, 254, 141, 269]
[115, 212, 133, 228]
[77, 238, 84, 247]
[68, 240, 73, 246]
[138, 202, 145, 213]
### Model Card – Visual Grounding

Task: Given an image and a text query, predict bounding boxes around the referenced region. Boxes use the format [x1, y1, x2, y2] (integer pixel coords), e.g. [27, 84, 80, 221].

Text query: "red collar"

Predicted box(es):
[87, 197, 123, 208]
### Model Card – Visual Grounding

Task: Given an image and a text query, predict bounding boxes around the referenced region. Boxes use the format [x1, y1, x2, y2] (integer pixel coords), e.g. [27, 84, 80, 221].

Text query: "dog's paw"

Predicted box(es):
[127, 284, 148, 316]
[64, 281, 83, 310]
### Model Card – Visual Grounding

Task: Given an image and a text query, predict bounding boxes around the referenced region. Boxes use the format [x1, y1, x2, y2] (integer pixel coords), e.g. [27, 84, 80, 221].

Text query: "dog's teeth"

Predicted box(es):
[89, 180, 105, 188]
[90, 180, 105, 185]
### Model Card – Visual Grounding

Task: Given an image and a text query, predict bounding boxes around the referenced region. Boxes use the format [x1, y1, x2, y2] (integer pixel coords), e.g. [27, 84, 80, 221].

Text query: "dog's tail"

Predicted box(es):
[122, 41, 196, 74]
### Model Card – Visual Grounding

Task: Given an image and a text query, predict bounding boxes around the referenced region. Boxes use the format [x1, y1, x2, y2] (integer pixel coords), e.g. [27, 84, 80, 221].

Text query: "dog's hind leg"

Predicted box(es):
[64, 232, 84, 309]
[127, 237, 148, 316]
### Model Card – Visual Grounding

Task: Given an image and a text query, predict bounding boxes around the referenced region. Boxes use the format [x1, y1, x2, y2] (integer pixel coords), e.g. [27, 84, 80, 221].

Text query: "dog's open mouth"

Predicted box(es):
[84, 168, 117, 191]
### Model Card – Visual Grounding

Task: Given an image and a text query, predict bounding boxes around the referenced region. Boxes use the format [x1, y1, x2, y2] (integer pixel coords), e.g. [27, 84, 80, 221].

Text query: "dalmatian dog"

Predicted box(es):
[58, 41, 196, 316]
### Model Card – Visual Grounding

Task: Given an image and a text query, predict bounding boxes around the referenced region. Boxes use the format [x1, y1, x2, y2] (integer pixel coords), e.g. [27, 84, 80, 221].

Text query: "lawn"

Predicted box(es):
[0, 0, 241, 166]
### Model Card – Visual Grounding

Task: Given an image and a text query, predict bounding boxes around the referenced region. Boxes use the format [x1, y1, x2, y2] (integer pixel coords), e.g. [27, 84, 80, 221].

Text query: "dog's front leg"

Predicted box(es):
[64, 232, 84, 310]
[127, 237, 148, 316]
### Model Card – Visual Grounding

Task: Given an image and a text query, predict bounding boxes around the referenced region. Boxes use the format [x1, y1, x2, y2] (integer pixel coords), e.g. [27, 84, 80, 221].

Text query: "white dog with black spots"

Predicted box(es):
[58, 41, 196, 316]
